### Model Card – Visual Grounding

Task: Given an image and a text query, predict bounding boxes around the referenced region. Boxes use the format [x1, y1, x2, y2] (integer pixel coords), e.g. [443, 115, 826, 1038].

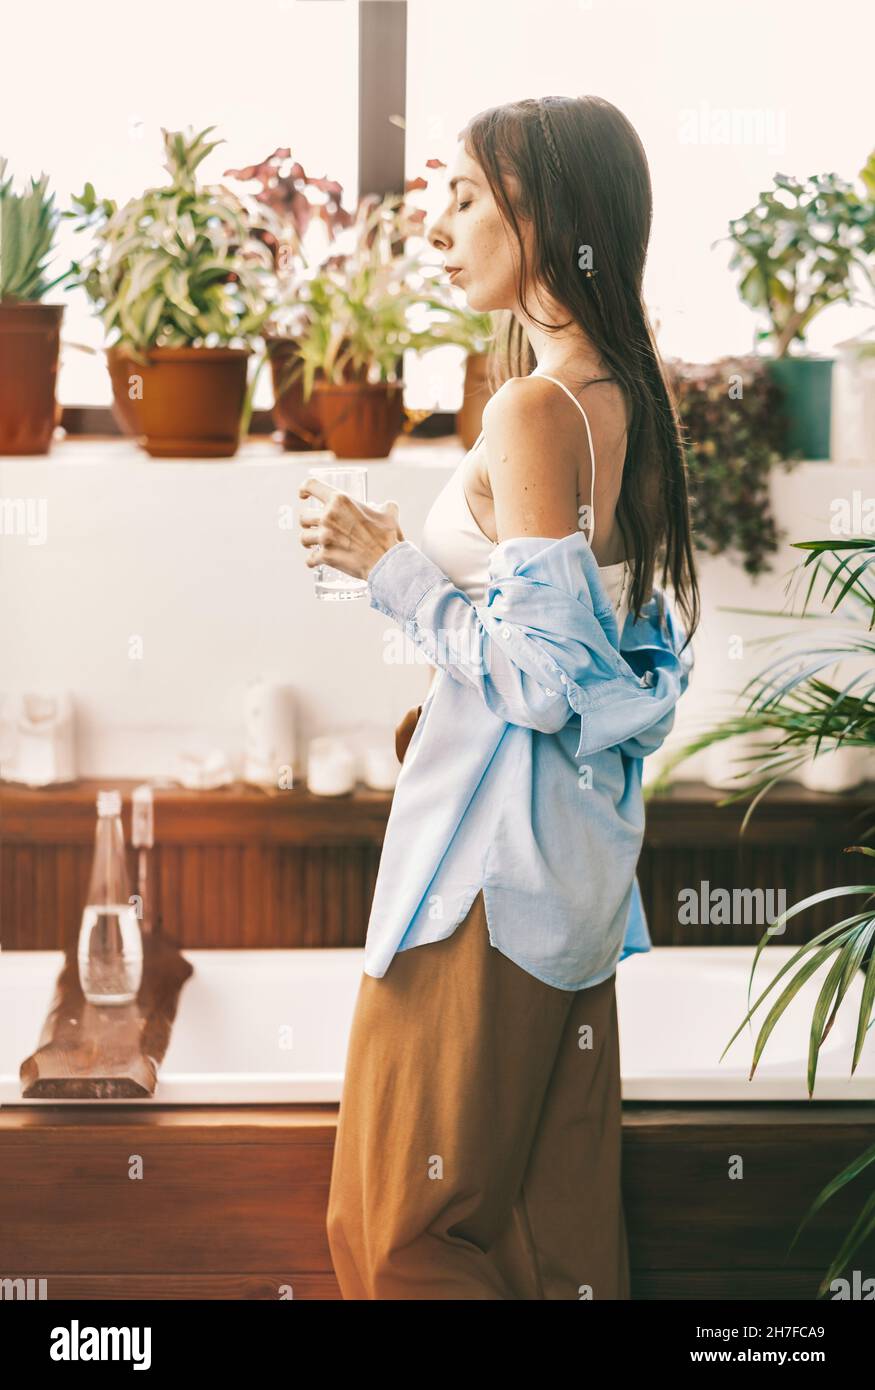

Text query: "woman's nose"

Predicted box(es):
[426, 216, 449, 253]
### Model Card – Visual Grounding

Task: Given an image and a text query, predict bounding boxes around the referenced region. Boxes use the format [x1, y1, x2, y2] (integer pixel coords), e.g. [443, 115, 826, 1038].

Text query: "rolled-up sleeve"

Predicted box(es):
[367, 536, 692, 753]
[367, 539, 574, 733]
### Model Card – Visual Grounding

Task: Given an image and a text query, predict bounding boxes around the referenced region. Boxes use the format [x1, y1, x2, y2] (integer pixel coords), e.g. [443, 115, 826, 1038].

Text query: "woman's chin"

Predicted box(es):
[463, 286, 497, 313]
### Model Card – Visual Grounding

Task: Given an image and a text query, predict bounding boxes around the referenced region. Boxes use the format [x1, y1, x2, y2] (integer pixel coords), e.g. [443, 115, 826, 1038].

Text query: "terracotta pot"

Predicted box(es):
[456, 351, 493, 450]
[266, 335, 325, 450]
[106, 344, 251, 458]
[313, 380, 405, 459]
[0, 301, 64, 454]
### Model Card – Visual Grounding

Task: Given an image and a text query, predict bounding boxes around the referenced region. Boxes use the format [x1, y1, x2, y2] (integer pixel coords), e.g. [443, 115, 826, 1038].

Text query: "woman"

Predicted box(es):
[299, 94, 699, 1300]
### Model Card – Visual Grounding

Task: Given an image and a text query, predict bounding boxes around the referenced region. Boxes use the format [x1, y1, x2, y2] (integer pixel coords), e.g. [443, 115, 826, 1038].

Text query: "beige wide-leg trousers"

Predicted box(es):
[326, 885, 631, 1300]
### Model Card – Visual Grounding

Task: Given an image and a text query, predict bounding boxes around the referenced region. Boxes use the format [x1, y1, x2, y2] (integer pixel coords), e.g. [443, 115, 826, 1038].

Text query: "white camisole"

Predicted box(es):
[421, 372, 632, 628]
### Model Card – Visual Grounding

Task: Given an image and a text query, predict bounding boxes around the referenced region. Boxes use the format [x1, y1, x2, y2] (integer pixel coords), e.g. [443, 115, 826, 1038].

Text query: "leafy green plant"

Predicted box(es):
[720, 847, 875, 1297]
[287, 188, 493, 399]
[653, 537, 875, 1294]
[223, 152, 494, 412]
[653, 536, 875, 814]
[667, 355, 800, 575]
[718, 149, 875, 357]
[64, 126, 276, 357]
[0, 158, 73, 302]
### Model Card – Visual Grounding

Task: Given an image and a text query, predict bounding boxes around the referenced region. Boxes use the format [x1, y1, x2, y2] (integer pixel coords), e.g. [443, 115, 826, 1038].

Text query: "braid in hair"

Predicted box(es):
[536, 97, 564, 182]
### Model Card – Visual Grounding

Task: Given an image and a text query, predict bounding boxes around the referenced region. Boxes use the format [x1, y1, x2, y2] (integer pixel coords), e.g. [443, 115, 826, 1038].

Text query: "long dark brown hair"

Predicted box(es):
[459, 94, 700, 646]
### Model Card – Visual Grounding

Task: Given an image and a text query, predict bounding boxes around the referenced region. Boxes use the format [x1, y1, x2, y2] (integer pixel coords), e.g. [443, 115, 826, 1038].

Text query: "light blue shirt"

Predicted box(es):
[364, 530, 693, 991]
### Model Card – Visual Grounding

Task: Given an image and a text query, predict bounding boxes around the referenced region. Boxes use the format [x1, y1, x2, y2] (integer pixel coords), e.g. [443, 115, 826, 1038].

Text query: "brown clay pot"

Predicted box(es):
[0, 301, 64, 454]
[456, 351, 493, 450]
[106, 344, 251, 458]
[266, 335, 325, 450]
[313, 380, 405, 459]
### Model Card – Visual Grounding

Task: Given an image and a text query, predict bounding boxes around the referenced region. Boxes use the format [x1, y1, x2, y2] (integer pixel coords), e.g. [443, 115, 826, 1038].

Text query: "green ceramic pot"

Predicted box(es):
[766, 356, 833, 460]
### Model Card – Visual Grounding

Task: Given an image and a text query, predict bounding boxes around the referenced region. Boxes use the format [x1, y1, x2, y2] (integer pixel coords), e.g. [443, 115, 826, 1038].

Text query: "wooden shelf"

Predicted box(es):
[2, 776, 872, 848]
[0, 777, 394, 847]
[2, 778, 873, 951]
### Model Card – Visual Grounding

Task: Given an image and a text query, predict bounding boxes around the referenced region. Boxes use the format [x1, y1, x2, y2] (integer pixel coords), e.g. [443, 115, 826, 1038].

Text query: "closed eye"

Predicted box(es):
[458, 200, 471, 211]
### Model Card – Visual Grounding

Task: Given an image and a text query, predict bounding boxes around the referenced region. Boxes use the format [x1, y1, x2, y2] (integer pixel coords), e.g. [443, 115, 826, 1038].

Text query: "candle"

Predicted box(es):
[306, 737, 357, 796]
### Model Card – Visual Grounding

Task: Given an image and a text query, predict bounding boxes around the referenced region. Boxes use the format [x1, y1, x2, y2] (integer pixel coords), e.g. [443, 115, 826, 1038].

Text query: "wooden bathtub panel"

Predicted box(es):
[1, 1104, 874, 1299]
[622, 1105, 875, 1277]
[0, 1108, 338, 1275]
[0, 1273, 341, 1299]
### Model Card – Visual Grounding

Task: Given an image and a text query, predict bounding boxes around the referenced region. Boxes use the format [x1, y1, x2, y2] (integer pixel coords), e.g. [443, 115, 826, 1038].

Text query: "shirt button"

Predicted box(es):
[501, 629, 512, 640]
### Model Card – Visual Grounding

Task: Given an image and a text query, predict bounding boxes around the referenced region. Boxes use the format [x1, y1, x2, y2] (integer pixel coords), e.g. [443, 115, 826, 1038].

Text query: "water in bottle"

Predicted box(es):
[77, 789, 143, 1005]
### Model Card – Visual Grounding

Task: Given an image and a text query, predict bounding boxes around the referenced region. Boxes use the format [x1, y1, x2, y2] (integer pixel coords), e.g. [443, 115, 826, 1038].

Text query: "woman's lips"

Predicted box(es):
[447, 267, 463, 283]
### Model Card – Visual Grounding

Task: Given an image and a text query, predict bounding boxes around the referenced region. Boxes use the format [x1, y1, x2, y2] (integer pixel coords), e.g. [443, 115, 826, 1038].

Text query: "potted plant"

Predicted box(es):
[288, 184, 486, 459]
[0, 159, 74, 454]
[719, 149, 875, 460]
[65, 126, 276, 458]
[223, 148, 354, 450]
[651, 535, 875, 1294]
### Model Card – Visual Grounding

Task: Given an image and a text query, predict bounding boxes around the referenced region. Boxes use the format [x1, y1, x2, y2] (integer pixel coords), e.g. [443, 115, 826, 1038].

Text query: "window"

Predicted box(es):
[4, 0, 872, 414]
[403, 0, 874, 410]
[0, 0, 359, 407]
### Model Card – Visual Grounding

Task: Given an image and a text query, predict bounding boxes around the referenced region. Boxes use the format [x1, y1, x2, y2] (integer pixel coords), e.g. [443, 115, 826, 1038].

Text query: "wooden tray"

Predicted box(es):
[19, 932, 193, 1100]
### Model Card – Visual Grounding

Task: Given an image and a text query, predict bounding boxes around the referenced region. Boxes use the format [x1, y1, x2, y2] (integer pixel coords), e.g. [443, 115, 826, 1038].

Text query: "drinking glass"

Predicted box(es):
[301, 466, 369, 600]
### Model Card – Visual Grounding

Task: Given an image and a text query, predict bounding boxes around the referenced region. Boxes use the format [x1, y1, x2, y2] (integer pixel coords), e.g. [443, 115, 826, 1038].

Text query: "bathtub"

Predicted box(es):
[1, 944, 873, 1104]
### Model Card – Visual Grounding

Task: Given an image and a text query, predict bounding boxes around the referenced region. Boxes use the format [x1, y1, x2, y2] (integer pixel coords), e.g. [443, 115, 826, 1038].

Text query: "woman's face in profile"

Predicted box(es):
[427, 142, 528, 315]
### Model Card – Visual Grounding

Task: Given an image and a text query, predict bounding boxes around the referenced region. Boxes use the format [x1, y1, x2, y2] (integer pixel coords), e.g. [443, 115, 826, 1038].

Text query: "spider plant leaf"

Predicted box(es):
[805, 943, 867, 1095]
[739, 942, 850, 1079]
[738, 894, 875, 1029]
[719, 902, 875, 1063]
[788, 1141, 875, 1254]
[814, 1186, 875, 1296]
[141, 293, 164, 345]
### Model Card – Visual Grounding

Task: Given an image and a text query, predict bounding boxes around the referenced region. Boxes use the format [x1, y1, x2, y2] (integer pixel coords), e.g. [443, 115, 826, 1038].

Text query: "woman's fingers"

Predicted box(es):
[296, 481, 403, 578]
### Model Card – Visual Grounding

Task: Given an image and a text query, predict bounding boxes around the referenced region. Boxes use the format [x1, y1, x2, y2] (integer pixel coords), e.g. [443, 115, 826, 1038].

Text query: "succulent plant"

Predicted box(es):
[0, 157, 72, 302]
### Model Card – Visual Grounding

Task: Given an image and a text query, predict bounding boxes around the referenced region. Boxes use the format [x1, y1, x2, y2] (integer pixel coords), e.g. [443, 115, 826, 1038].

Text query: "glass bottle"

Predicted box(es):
[77, 789, 143, 1005]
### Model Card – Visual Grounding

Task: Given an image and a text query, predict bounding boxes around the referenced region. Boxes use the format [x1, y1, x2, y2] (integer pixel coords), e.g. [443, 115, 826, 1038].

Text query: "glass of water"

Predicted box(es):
[301, 466, 369, 601]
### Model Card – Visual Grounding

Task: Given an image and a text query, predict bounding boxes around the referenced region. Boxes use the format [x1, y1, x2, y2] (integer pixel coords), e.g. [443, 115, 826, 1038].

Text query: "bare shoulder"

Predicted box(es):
[481, 374, 569, 435]
[479, 377, 581, 539]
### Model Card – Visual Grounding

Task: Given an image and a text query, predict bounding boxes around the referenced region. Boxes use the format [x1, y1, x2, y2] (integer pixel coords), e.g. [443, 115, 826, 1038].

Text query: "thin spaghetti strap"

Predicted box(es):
[534, 374, 597, 547]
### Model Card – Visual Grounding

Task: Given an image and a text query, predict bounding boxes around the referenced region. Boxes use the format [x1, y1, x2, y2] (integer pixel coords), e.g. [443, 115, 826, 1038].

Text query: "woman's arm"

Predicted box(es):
[370, 380, 596, 733]
[367, 381, 689, 751]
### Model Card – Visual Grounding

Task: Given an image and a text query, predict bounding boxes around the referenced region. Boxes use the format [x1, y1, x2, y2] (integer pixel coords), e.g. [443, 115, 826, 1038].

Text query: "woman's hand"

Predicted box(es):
[298, 477, 405, 582]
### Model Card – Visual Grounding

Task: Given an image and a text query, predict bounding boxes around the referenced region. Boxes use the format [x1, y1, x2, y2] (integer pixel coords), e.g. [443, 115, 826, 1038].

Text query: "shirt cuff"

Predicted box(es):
[366, 539, 450, 624]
